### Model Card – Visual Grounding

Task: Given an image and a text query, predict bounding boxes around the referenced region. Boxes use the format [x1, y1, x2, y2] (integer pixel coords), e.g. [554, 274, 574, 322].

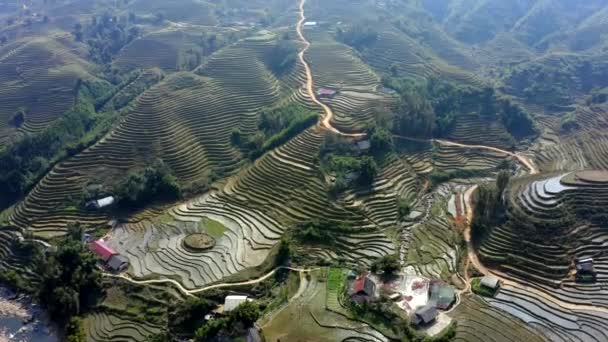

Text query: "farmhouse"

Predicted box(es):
[89, 240, 116, 262]
[107, 254, 129, 272]
[412, 304, 438, 326]
[575, 258, 596, 282]
[480, 275, 500, 291]
[348, 276, 376, 303]
[317, 88, 337, 98]
[224, 295, 249, 312]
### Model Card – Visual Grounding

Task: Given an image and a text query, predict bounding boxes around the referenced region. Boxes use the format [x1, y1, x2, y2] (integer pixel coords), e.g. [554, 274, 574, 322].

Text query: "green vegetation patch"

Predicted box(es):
[198, 217, 228, 238]
[233, 104, 317, 160]
[471, 278, 496, 297]
[113, 159, 181, 208]
[182, 233, 216, 251]
[384, 76, 538, 140]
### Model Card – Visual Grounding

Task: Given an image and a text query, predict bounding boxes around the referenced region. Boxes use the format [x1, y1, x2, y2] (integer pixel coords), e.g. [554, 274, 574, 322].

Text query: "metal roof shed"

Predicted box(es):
[480, 275, 500, 290]
[224, 295, 249, 312]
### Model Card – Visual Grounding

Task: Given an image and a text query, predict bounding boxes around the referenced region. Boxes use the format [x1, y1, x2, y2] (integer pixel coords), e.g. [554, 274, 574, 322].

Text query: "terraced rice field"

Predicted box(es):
[0, 230, 39, 284]
[450, 295, 546, 342]
[481, 171, 608, 287]
[85, 312, 161, 342]
[473, 170, 608, 341]
[534, 130, 608, 172]
[107, 195, 282, 289]
[9, 38, 286, 235]
[0, 36, 97, 146]
[8, 1, 608, 341]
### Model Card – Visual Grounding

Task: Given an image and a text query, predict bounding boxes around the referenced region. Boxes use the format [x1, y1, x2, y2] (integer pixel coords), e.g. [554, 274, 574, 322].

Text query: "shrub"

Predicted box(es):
[397, 198, 411, 219]
[560, 112, 580, 132]
[230, 301, 260, 327]
[371, 254, 400, 275]
[471, 278, 496, 297]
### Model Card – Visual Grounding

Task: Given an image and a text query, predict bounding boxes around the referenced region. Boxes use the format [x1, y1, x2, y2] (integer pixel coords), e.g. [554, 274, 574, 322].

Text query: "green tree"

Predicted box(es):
[371, 254, 400, 275]
[66, 317, 87, 342]
[114, 160, 181, 208]
[169, 298, 215, 334]
[267, 40, 298, 76]
[358, 156, 378, 185]
[229, 301, 260, 327]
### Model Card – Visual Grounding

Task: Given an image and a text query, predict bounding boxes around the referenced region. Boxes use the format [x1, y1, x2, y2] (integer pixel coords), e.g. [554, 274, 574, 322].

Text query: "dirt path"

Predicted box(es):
[434, 139, 539, 175]
[104, 266, 319, 297]
[296, 0, 364, 138]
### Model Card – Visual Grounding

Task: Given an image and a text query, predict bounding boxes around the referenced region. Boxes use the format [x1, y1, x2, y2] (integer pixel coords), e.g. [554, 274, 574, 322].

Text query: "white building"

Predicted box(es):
[223, 295, 249, 312]
[303, 21, 317, 27]
[87, 196, 115, 210]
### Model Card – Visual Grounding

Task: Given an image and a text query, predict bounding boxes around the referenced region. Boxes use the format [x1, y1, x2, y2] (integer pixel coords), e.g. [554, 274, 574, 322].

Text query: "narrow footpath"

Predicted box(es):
[104, 267, 319, 297]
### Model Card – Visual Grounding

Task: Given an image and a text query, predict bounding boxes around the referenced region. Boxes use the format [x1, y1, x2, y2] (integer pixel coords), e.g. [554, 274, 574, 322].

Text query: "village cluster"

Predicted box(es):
[344, 270, 501, 332]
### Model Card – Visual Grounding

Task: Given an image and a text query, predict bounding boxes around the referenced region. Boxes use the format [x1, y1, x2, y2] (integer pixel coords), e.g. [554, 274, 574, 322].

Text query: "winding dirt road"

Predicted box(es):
[104, 267, 318, 297]
[296, 0, 364, 137]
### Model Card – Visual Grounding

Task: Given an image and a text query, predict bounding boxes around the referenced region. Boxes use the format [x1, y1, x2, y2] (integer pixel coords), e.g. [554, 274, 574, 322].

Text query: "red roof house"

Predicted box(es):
[317, 88, 337, 98]
[89, 240, 116, 261]
[348, 276, 376, 303]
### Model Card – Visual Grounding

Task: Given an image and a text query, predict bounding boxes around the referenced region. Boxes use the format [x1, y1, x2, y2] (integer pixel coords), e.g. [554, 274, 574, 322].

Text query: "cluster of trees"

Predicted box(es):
[336, 26, 378, 51]
[37, 224, 103, 327]
[471, 171, 510, 245]
[74, 12, 140, 64]
[148, 299, 260, 342]
[113, 160, 181, 208]
[324, 154, 378, 193]
[231, 104, 317, 160]
[370, 254, 400, 276]
[194, 301, 260, 341]
[266, 38, 298, 76]
[318, 125, 393, 195]
[0, 223, 106, 342]
[383, 76, 538, 140]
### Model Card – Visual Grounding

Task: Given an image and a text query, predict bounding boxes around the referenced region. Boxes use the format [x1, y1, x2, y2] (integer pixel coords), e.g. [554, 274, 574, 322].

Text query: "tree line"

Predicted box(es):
[382, 76, 538, 141]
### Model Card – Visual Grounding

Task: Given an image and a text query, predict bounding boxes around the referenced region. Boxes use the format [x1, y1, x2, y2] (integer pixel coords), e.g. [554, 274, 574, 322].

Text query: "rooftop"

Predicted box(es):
[89, 240, 116, 261]
[107, 254, 129, 272]
[480, 275, 500, 290]
[224, 295, 249, 312]
[350, 276, 376, 297]
[317, 88, 337, 96]
[413, 304, 438, 325]
[356, 140, 371, 151]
